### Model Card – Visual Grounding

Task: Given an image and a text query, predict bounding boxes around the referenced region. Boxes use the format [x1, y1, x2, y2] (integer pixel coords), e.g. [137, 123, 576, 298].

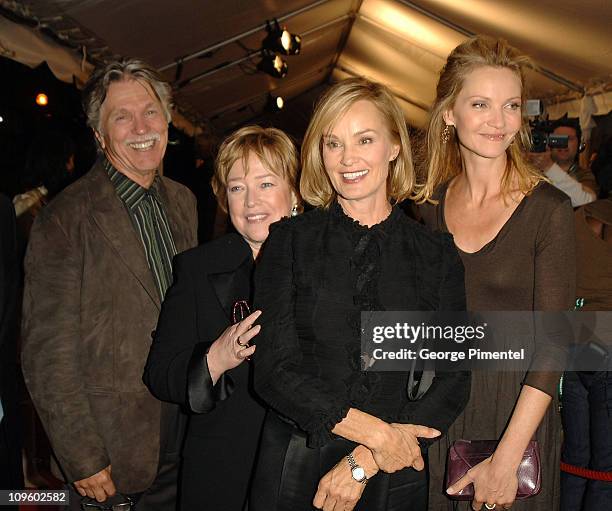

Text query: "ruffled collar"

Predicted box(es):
[329, 200, 401, 238]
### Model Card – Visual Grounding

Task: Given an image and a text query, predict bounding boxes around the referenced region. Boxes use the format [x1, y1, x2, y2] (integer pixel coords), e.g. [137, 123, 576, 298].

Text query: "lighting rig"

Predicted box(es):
[257, 19, 301, 79]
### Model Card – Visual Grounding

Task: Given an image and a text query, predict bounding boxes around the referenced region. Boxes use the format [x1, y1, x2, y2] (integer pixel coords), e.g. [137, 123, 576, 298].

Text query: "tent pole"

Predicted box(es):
[158, 0, 330, 72]
[336, 65, 430, 111]
[176, 13, 351, 89]
[206, 65, 333, 120]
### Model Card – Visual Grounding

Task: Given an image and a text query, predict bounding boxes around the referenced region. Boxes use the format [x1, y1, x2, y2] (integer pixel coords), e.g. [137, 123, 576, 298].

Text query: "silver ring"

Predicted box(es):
[485, 504, 496, 510]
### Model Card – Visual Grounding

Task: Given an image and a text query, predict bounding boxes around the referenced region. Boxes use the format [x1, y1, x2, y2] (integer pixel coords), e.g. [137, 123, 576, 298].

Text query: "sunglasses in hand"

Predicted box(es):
[80, 494, 133, 511]
[231, 299, 252, 325]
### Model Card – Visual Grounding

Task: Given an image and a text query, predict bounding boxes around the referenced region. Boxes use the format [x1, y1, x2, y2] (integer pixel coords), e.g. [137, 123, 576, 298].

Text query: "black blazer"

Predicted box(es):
[143, 233, 266, 511]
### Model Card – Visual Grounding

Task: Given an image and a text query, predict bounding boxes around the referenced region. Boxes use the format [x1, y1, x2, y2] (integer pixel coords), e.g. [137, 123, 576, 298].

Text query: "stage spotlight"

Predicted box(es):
[263, 20, 301, 56]
[0, 115, 3, 123]
[266, 94, 285, 112]
[36, 93, 48, 106]
[257, 50, 288, 78]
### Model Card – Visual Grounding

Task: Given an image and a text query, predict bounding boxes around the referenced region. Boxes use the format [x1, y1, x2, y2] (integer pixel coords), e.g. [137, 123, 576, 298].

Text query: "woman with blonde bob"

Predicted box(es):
[418, 36, 575, 510]
[250, 78, 470, 511]
[144, 125, 300, 511]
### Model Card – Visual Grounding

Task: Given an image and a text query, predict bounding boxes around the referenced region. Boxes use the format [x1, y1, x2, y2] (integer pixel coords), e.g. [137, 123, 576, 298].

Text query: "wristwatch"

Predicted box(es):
[346, 453, 368, 484]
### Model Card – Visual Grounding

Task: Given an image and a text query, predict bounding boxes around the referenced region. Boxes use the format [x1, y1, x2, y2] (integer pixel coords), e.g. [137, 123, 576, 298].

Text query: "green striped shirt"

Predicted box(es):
[105, 160, 177, 300]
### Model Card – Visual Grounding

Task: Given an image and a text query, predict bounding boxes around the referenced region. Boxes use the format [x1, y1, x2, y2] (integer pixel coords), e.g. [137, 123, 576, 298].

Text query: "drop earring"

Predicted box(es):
[291, 204, 298, 217]
[442, 125, 451, 144]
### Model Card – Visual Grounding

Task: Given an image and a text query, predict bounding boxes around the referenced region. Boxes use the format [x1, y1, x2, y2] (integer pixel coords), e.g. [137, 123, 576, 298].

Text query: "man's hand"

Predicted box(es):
[74, 465, 116, 502]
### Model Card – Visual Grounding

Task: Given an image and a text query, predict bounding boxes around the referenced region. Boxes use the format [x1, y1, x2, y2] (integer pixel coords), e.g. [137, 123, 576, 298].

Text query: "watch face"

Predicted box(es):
[352, 466, 366, 482]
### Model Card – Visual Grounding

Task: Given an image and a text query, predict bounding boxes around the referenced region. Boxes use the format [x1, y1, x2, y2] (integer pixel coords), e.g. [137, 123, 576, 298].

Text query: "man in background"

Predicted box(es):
[532, 119, 598, 207]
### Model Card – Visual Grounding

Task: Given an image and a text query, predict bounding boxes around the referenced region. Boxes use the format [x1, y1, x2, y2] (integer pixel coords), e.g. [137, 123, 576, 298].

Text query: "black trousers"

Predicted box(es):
[0, 415, 23, 511]
[561, 371, 612, 511]
[250, 413, 428, 511]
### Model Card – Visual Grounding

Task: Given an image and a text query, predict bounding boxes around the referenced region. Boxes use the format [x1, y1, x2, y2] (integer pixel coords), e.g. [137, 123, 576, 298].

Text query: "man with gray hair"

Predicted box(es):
[21, 59, 197, 509]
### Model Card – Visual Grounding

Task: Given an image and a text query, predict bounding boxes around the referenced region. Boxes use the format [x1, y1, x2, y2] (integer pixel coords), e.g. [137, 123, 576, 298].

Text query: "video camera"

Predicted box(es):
[526, 100, 568, 153]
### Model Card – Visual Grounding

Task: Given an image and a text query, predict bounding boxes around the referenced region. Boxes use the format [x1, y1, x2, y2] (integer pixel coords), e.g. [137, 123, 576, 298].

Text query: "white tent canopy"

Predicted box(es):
[2, 0, 610, 134]
[0, 15, 92, 85]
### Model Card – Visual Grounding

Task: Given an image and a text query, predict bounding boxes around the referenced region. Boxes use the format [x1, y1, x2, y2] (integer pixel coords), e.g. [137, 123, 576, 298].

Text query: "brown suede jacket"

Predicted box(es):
[21, 160, 197, 493]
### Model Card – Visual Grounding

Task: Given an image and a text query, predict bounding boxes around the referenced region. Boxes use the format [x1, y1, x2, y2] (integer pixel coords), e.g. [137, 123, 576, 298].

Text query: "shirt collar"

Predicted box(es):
[104, 158, 161, 210]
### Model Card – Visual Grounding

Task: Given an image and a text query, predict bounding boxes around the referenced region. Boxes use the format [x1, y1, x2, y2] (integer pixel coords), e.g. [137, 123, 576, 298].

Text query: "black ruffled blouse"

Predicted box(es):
[253, 202, 471, 448]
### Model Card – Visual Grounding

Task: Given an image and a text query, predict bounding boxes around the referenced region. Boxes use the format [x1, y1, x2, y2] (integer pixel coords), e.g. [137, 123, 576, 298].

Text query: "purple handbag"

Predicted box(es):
[445, 439, 542, 500]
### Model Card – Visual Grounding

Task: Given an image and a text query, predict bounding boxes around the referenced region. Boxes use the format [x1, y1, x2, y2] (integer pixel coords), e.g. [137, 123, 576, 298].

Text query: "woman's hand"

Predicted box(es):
[446, 385, 551, 509]
[390, 423, 441, 471]
[368, 423, 440, 473]
[206, 310, 261, 384]
[313, 446, 377, 511]
[446, 455, 518, 510]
